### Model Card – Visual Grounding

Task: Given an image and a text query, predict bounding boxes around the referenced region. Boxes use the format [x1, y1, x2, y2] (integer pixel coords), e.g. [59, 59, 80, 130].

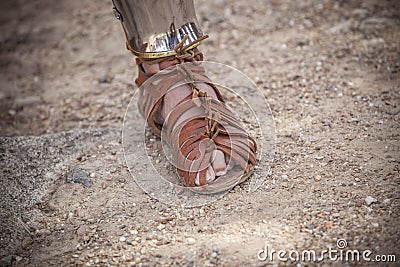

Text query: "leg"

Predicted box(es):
[112, 0, 257, 188]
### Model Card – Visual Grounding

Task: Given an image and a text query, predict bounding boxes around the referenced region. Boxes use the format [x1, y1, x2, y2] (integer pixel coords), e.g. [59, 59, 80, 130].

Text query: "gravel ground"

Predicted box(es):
[0, 0, 399, 266]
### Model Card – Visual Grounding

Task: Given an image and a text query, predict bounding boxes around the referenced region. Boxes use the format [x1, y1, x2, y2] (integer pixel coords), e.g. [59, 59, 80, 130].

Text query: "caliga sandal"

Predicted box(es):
[135, 36, 257, 193]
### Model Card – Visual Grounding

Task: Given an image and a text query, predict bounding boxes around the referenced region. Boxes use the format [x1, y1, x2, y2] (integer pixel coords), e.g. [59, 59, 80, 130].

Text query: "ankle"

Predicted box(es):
[134, 47, 205, 87]
[135, 58, 179, 86]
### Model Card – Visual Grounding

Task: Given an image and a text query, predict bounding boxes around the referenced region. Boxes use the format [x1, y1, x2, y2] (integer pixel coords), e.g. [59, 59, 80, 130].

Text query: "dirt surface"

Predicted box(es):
[0, 0, 399, 266]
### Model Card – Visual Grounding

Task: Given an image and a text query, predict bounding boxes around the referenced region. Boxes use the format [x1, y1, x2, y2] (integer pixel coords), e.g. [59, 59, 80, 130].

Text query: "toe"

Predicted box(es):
[212, 150, 227, 176]
[225, 154, 235, 171]
[195, 172, 200, 186]
[206, 166, 216, 183]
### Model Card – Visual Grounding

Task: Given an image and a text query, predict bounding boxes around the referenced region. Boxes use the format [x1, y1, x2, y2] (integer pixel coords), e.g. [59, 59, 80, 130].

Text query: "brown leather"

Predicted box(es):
[136, 51, 257, 190]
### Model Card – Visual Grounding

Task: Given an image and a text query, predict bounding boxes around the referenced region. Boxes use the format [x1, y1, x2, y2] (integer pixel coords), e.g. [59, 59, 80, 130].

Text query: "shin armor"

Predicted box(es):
[112, 0, 205, 59]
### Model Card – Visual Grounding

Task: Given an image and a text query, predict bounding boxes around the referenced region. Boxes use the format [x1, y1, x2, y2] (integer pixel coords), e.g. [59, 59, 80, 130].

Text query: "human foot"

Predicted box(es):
[136, 51, 257, 189]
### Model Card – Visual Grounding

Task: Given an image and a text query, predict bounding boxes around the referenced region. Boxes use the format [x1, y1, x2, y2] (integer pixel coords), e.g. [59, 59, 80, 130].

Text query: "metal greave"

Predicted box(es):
[112, 0, 204, 59]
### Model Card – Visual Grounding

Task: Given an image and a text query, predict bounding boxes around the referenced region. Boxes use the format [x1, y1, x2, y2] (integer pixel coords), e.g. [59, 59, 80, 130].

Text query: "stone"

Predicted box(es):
[21, 237, 33, 249]
[36, 229, 51, 236]
[157, 224, 166, 231]
[76, 225, 88, 236]
[13, 96, 42, 108]
[66, 166, 93, 187]
[365, 196, 377, 206]
[0, 255, 13, 266]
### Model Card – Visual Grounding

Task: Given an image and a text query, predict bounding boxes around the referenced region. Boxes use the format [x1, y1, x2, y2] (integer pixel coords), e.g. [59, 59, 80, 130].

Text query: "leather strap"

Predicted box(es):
[136, 50, 257, 189]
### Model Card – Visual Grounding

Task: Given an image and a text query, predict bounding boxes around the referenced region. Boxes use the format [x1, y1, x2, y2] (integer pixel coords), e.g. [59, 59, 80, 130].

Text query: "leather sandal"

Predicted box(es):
[135, 37, 257, 192]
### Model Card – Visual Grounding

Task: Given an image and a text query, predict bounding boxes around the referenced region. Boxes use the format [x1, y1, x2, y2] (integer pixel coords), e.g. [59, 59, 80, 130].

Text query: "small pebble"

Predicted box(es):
[130, 230, 138, 235]
[76, 225, 88, 236]
[37, 229, 51, 236]
[21, 237, 33, 249]
[157, 224, 166, 231]
[13, 96, 41, 108]
[0, 255, 13, 266]
[365, 196, 377, 206]
[119, 236, 126, 242]
[187, 237, 196, 245]
[98, 75, 112, 83]
[66, 166, 93, 187]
